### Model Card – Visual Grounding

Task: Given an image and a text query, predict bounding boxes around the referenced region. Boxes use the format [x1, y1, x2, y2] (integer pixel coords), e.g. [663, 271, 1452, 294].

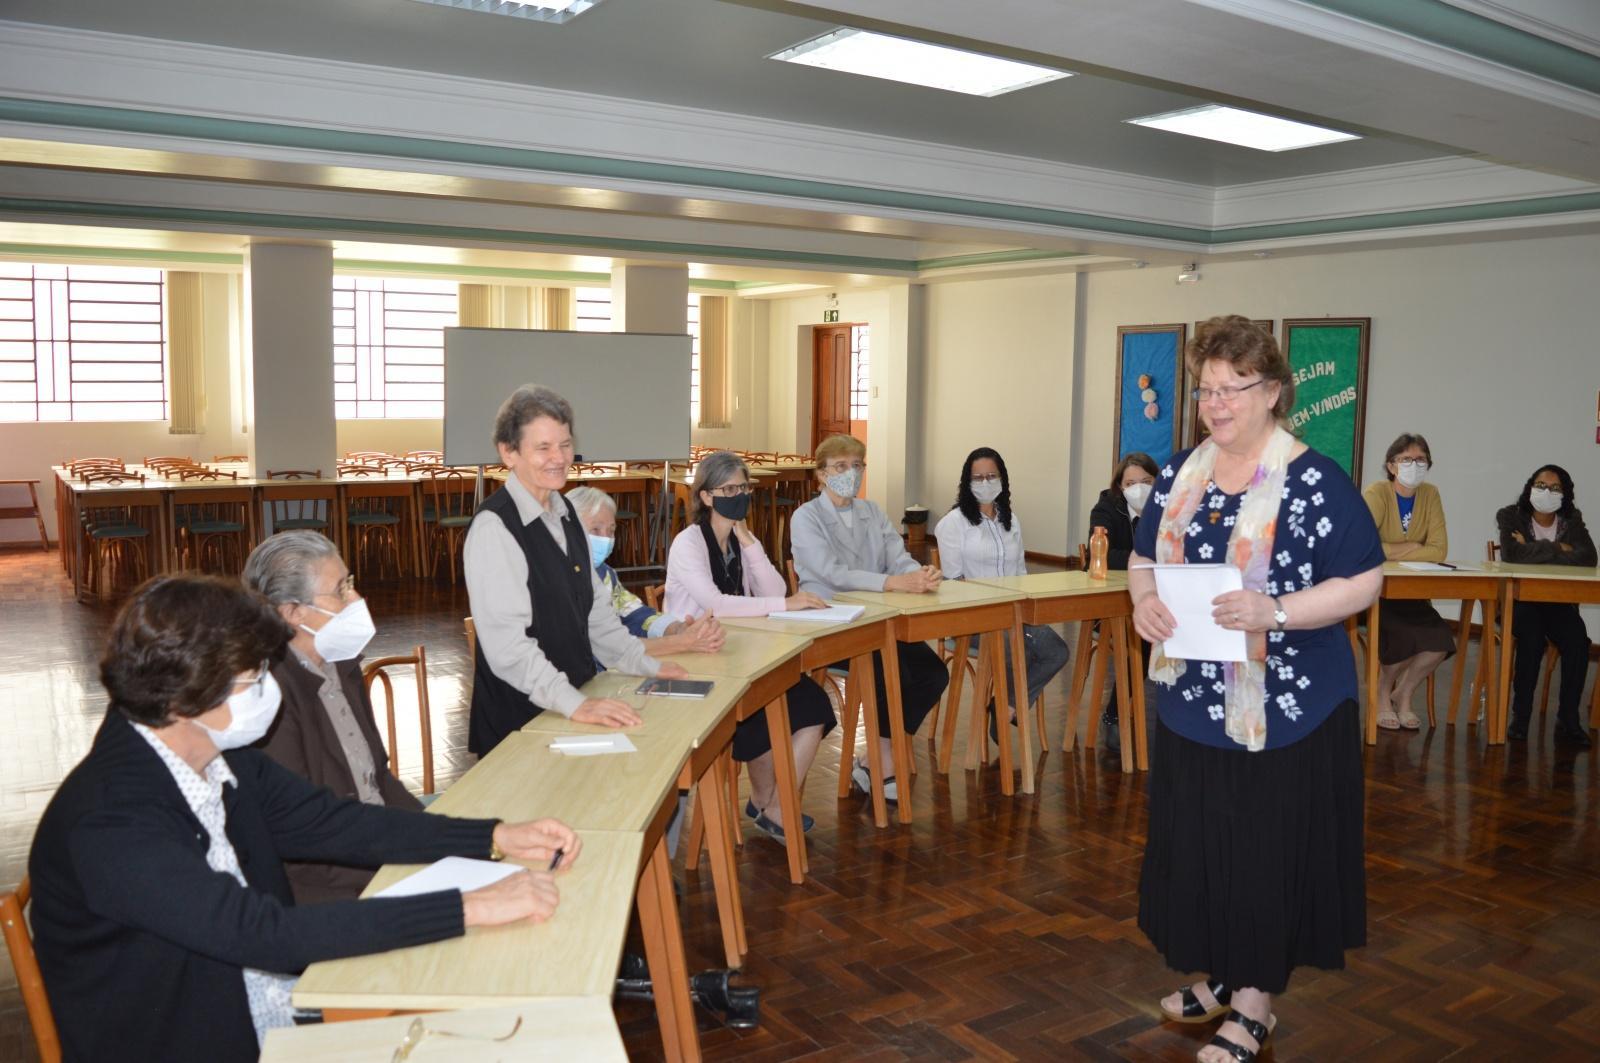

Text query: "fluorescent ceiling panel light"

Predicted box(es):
[406, 0, 599, 25]
[1126, 104, 1359, 152]
[770, 28, 1070, 97]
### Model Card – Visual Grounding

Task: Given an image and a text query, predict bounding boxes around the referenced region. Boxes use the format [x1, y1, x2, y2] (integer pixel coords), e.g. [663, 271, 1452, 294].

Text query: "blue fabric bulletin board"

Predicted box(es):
[1115, 325, 1185, 468]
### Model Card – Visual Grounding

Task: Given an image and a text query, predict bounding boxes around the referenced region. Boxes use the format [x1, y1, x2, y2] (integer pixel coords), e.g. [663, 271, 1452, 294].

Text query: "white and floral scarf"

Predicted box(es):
[1148, 426, 1295, 751]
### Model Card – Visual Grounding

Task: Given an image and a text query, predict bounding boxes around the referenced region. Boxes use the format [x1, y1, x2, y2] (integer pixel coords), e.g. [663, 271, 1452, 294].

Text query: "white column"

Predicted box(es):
[244, 242, 335, 477]
[611, 263, 688, 334]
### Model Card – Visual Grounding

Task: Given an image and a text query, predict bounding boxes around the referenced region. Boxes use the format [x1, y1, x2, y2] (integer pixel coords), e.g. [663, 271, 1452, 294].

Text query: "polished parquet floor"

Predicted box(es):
[2, 547, 1598, 1061]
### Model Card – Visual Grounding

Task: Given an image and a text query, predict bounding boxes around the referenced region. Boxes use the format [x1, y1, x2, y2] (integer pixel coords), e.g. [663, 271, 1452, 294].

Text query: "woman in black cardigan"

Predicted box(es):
[1088, 453, 1159, 748]
[28, 574, 580, 1063]
[1496, 464, 1596, 748]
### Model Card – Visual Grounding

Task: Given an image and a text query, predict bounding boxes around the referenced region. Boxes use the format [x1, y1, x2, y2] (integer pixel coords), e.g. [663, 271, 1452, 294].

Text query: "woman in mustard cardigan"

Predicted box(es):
[1362, 433, 1454, 730]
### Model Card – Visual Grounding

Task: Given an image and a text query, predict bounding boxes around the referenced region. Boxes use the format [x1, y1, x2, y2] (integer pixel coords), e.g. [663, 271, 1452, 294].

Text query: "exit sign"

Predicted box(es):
[823, 309, 839, 323]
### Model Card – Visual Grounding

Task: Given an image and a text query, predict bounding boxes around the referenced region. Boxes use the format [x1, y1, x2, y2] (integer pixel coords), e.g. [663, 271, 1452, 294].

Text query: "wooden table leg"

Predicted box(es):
[856, 652, 890, 828]
[985, 629, 1016, 796]
[1063, 621, 1094, 752]
[939, 635, 970, 774]
[1109, 616, 1134, 774]
[695, 755, 747, 967]
[763, 693, 808, 884]
[1446, 599, 1473, 726]
[1494, 582, 1514, 745]
[1129, 621, 1150, 772]
[967, 634, 992, 773]
[835, 664, 859, 800]
[1009, 606, 1035, 794]
[880, 635, 913, 824]
[636, 836, 700, 1063]
[1365, 598, 1382, 745]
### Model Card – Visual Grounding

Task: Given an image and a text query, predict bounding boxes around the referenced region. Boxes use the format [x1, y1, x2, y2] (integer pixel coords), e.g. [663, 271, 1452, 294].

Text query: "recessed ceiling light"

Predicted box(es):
[770, 28, 1071, 97]
[1126, 104, 1359, 152]
[406, 0, 600, 25]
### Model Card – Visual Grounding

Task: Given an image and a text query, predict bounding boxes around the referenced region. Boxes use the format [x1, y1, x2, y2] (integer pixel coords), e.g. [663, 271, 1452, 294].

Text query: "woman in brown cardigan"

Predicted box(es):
[1362, 433, 1454, 730]
[243, 531, 422, 903]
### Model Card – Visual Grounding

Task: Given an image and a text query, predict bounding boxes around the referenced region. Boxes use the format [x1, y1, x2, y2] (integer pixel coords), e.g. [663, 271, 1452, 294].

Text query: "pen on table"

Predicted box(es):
[1438, 562, 1458, 570]
[549, 848, 564, 871]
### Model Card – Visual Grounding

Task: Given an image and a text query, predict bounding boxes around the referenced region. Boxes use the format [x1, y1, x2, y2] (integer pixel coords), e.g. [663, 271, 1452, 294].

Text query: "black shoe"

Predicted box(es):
[1506, 717, 1529, 741]
[1554, 724, 1594, 750]
[1100, 714, 1120, 753]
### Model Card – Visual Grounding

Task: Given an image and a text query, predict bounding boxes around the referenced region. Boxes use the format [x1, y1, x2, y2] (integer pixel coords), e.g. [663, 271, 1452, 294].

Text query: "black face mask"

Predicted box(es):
[711, 493, 752, 521]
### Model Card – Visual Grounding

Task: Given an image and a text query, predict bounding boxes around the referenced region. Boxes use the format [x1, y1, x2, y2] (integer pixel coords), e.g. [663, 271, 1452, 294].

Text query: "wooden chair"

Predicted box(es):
[264, 470, 331, 537]
[419, 468, 476, 582]
[173, 473, 251, 574]
[345, 494, 406, 580]
[785, 558, 799, 595]
[212, 454, 247, 463]
[644, 585, 665, 611]
[2, 877, 62, 1063]
[1470, 540, 1557, 722]
[363, 646, 435, 796]
[0, 479, 50, 550]
[464, 617, 478, 709]
[65, 457, 123, 472]
[78, 472, 154, 597]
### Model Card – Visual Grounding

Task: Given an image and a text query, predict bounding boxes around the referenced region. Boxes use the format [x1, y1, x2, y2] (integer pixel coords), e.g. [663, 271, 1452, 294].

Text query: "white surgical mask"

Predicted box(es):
[1530, 486, 1564, 515]
[299, 598, 376, 662]
[587, 534, 614, 571]
[1123, 482, 1152, 516]
[825, 467, 861, 500]
[1395, 460, 1429, 489]
[193, 672, 283, 751]
[970, 479, 1002, 504]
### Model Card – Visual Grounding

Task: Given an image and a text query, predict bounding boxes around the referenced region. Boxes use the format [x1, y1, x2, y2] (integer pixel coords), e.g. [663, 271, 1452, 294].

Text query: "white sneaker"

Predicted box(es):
[851, 760, 898, 803]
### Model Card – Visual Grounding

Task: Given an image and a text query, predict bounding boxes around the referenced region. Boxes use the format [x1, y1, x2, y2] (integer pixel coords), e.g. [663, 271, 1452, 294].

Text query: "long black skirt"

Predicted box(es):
[1137, 699, 1366, 995]
[731, 674, 836, 762]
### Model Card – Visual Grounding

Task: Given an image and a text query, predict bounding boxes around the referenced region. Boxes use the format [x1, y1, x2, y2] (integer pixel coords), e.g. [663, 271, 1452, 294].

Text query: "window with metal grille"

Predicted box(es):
[574, 286, 612, 332]
[333, 276, 456, 419]
[849, 323, 870, 421]
[687, 293, 701, 425]
[0, 263, 168, 422]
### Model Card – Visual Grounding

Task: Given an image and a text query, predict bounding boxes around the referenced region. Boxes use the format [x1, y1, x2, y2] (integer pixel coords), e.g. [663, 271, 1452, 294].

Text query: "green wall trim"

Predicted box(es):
[0, 242, 241, 265]
[1300, 1, 1600, 96]
[0, 96, 1214, 244]
[916, 248, 1090, 270]
[0, 195, 920, 273]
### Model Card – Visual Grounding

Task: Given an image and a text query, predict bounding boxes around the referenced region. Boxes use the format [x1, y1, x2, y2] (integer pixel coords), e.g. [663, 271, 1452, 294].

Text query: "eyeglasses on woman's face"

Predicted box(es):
[708, 482, 751, 497]
[821, 460, 865, 476]
[230, 659, 271, 697]
[1191, 379, 1266, 405]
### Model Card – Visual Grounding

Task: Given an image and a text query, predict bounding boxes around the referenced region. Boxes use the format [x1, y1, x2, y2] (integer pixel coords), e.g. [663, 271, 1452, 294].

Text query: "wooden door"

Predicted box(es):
[811, 325, 852, 450]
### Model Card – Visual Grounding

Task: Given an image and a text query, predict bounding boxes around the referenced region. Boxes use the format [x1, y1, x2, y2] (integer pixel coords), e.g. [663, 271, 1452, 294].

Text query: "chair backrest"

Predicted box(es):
[929, 544, 942, 573]
[1486, 539, 1500, 561]
[644, 584, 665, 611]
[2, 877, 62, 1063]
[786, 558, 799, 595]
[362, 646, 434, 795]
[338, 464, 382, 478]
[66, 457, 123, 471]
[464, 616, 477, 660]
[79, 470, 145, 486]
[176, 468, 236, 481]
[423, 468, 475, 519]
[267, 469, 323, 481]
[143, 455, 190, 466]
[213, 454, 247, 463]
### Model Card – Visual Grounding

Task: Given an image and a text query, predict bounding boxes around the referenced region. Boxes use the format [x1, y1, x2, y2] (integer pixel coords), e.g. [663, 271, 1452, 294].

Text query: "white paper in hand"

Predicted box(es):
[1136, 563, 1249, 663]
[374, 856, 520, 899]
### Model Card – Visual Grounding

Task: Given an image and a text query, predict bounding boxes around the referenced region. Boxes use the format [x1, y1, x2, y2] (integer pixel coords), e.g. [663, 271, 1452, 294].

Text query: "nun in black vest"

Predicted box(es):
[463, 385, 690, 755]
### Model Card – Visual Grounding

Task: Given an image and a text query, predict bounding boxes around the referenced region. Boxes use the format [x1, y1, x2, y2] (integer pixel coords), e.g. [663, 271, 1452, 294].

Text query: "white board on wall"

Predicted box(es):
[443, 328, 691, 466]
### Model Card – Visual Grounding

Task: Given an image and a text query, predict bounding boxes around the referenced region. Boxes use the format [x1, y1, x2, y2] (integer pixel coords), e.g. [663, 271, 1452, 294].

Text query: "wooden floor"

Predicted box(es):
[2, 548, 1598, 1061]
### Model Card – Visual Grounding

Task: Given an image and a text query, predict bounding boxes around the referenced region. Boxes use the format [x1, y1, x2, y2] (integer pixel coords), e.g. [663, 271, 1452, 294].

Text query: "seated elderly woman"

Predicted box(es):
[242, 530, 431, 903]
[566, 485, 725, 658]
[790, 433, 950, 803]
[28, 574, 580, 1063]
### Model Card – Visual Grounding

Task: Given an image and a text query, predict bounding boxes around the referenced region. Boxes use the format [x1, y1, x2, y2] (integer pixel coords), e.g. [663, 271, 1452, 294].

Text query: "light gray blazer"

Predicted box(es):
[790, 495, 920, 599]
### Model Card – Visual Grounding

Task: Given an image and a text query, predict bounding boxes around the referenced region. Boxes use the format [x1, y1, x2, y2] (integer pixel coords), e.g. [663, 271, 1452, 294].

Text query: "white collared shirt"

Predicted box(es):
[462, 473, 660, 716]
[131, 722, 297, 1046]
[933, 506, 1026, 580]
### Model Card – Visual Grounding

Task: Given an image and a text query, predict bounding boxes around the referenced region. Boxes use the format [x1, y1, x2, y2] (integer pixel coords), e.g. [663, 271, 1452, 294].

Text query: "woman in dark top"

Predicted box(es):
[28, 574, 579, 1063]
[1089, 452, 1158, 748]
[1496, 464, 1596, 748]
[1130, 316, 1383, 1063]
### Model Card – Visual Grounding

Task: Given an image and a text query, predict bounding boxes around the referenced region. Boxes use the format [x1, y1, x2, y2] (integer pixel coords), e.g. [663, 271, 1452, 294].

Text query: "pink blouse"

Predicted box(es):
[663, 526, 788, 619]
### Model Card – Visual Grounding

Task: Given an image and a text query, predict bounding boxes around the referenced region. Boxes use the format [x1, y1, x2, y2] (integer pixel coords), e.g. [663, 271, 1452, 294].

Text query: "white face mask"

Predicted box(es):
[825, 467, 861, 500]
[1530, 485, 1564, 515]
[1123, 482, 1152, 516]
[193, 671, 283, 751]
[970, 479, 1002, 505]
[300, 598, 376, 662]
[1394, 460, 1429, 489]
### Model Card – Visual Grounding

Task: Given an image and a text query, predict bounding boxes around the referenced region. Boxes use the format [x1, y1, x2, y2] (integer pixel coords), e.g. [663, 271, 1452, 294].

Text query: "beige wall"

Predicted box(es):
[920, 273, 1078, 555]
[337, 418, 444, 460]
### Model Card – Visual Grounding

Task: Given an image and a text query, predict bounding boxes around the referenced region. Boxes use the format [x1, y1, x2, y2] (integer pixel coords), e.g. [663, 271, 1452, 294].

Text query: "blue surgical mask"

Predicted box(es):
[587, 534, 614, 570]
[825, 468, 860, 500]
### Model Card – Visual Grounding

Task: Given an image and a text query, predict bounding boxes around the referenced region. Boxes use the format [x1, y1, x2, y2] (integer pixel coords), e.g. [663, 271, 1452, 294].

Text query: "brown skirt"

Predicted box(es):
[1376, 598, 1455, 665]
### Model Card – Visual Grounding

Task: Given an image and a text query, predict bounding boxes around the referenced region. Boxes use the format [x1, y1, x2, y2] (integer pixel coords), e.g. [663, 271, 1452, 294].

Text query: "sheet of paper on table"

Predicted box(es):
[549, 734, 638, 756]
[1398, 561, 1477, 572]
[1134, 563, 1249, 663]
[374, 856, 521, 898]
[767, 603, 866, 623]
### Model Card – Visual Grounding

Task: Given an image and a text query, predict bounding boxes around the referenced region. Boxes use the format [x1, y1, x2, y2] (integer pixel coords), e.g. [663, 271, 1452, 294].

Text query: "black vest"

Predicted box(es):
[468, 489, 597, 757]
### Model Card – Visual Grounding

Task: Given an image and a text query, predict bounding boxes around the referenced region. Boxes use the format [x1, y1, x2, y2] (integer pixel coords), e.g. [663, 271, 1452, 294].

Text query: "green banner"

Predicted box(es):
[1283, 320, 1369, 480]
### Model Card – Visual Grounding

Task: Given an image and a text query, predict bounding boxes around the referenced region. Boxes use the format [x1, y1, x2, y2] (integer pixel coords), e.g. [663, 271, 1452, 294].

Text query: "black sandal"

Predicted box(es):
[1203, 1009, 1275, 1062]
[1162, 979, 1231, 1024]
